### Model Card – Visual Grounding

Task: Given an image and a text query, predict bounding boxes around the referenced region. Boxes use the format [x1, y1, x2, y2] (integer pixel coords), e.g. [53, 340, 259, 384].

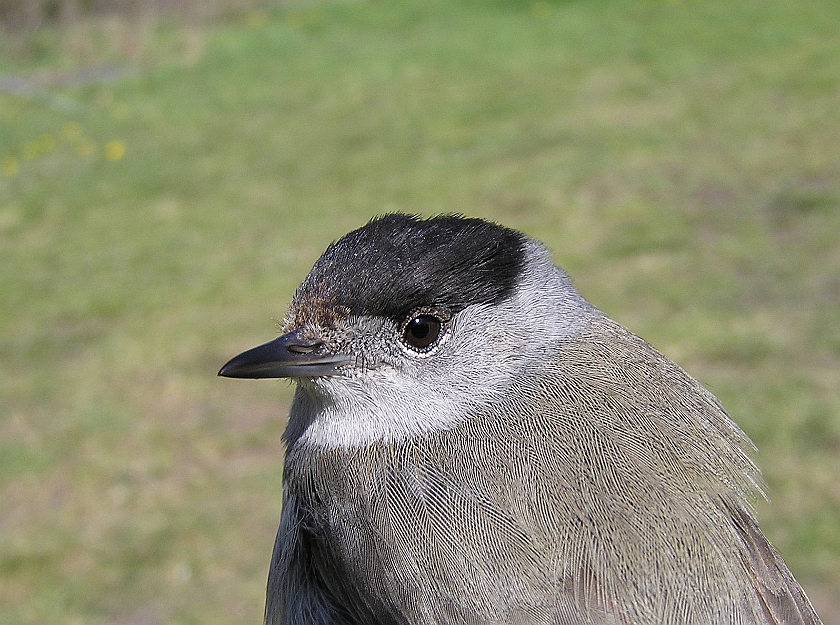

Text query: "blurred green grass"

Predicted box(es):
[1, 0, 839, 622]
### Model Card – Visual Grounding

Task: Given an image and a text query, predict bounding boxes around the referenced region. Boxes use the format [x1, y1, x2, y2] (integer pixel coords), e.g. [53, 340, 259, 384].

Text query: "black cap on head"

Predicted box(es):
[292, 214, 527, 322]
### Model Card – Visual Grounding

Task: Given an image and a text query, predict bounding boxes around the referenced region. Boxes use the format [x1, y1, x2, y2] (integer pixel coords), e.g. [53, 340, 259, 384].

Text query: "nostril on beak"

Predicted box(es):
[287, 340, 321, 355]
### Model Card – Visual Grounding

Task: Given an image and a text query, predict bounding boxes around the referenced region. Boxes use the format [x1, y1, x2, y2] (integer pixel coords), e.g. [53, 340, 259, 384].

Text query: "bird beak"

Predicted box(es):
[218, 329, 351, 379]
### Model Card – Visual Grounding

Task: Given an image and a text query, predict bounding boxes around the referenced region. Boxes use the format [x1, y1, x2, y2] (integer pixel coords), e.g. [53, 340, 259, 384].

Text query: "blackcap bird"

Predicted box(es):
[219, 214, 822, 625]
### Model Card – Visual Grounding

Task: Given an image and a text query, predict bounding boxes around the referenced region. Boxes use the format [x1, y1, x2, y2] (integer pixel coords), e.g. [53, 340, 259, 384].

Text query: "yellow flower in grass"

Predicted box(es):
[105, 140, 126, 161]
[2, 156, 19, 178]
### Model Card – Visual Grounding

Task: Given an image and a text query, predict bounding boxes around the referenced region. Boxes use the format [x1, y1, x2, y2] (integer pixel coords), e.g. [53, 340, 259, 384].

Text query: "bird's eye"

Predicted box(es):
[402, 315, 442, 350]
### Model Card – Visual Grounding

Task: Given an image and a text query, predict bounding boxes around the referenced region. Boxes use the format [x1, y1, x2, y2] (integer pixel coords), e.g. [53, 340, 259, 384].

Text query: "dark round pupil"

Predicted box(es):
[404, 315, 441, 349]
[410, 319, 430, 338]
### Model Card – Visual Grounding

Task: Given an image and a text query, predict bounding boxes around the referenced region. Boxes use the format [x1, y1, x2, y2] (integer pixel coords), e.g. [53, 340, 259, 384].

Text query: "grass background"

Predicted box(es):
[1, 0, 839, 622]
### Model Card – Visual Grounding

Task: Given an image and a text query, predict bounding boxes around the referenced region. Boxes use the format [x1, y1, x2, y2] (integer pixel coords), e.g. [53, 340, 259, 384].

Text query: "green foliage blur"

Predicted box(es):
[1, 0, 839, 623]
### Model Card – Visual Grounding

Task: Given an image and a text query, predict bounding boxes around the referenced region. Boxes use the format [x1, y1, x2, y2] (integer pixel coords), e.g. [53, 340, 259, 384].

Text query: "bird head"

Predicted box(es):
[219, 213, 592, 449]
